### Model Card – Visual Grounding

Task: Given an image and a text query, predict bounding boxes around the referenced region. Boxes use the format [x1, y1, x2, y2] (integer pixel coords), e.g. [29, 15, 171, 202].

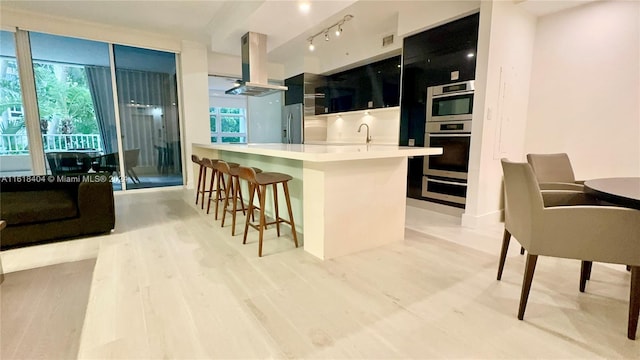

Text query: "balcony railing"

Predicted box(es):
[0, 134, 103, 154]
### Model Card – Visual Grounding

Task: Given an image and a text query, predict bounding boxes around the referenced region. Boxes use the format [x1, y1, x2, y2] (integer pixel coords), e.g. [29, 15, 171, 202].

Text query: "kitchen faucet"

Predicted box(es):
[358, 123, 371, 144]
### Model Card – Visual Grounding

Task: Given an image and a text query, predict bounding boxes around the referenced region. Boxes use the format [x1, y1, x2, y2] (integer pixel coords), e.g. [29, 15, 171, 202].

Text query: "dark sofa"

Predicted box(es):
[0, 173, 115, 250]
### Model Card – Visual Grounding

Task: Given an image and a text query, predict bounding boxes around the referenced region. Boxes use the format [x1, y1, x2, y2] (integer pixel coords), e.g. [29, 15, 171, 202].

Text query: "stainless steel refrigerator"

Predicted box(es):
[282, 103, 303, 144]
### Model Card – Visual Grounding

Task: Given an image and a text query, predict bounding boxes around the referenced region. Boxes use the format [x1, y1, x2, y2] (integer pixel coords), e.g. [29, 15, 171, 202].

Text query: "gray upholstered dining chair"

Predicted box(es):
[526, 153, 584, 191]
[499, 159, 640, 340]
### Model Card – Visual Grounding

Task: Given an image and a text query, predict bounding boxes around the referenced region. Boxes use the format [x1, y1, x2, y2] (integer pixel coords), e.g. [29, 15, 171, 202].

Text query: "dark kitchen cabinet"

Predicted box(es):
[400, 13, 479, 199]
[324, 55, 401, 114]
[285, 73, 327, 115]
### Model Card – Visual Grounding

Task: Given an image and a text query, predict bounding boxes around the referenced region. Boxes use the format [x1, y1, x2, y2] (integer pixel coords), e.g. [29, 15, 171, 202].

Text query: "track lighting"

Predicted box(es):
[307, 14, 354, 51]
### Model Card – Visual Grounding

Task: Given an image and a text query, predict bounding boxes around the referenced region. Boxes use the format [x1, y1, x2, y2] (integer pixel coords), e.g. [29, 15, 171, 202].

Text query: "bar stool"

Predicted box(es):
[191, 154, 206, 207]
[238, 166, 299, 257]
[221, 164, 263, 236]
[201, 158, 221, 214]
[212, 160, 240, 220]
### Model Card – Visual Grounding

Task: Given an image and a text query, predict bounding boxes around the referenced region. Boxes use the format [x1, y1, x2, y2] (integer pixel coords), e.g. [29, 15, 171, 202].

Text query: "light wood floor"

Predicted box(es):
[2, 189, 639, 358]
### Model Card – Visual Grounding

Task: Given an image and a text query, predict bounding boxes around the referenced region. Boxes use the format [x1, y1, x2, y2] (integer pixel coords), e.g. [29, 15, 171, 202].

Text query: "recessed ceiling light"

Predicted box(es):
[299, 1, 310, 14]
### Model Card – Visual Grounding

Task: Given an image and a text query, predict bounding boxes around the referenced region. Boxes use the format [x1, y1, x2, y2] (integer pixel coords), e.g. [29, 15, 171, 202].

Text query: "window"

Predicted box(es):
[209, 106, 246, 143]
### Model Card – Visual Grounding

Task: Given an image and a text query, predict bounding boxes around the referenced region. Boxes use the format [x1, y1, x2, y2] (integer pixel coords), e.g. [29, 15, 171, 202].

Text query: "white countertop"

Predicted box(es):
[193, 143, 442, 162]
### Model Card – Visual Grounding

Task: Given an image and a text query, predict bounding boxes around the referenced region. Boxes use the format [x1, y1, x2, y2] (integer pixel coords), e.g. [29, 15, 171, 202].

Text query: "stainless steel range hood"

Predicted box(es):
[225, 32, 288, 97]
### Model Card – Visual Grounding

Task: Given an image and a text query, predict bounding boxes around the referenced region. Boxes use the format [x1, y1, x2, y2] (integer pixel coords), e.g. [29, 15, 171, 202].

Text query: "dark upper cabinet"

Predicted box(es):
[284, 74, 304, 105]
[325, 55, 401, 113]
[284, 73, 327, 115]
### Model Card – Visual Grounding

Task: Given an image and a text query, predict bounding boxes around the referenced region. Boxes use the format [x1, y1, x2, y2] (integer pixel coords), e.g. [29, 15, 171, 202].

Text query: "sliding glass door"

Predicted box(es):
[113, 45, 182, 189]
[0, 29, 183, 190]
[27, 32, 120, 179]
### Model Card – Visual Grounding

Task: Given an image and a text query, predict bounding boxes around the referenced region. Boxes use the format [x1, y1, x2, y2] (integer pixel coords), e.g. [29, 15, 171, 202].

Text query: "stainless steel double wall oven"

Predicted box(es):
[422, 80, 474, 206]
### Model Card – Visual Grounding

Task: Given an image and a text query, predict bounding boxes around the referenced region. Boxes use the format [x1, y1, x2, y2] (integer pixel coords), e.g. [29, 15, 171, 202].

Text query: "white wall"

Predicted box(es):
[396, 0, 480, 37]
[0, 7, 181, 52]
[525, 0, 640, 179]
[179, 40, 210, 188]
[324, 107, 400, 145]
[463, 0, 537, 227]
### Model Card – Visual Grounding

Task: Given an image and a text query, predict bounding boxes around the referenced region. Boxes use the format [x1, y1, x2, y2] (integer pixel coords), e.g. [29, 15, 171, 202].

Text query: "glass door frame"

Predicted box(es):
[13, 28, 46, 174]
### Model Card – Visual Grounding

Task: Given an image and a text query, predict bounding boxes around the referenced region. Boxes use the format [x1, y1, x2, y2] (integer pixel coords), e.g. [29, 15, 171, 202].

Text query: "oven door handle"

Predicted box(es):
[427, 133, 471, 137]
[432, 90, 475, 98]
[426, 178, 468, 187]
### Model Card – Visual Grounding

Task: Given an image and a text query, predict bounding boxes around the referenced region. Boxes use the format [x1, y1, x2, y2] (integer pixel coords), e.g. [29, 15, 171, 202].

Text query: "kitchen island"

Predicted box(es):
[192, 143, 442, 259]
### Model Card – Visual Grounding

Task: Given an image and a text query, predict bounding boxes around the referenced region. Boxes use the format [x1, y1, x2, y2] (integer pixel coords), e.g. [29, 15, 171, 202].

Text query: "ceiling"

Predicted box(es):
[2, 0, 598, 70]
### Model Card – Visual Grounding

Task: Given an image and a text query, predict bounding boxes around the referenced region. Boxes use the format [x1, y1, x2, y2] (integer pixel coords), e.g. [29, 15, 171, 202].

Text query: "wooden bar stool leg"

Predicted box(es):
[215, 174, 226, 220]
[243, 183, 256, 245]
[283, 182, 298, 248]
[258, 184, 267, 257]
[231, 176, 241, 235]
[200, 166, 208, 209]
[206, 169, 217, 214]
[238, 178, 246, 215]
[222, 175, 233, 228]
[252, 186, 261, 223]
[273, 183, 280, 236]
[195, 164, 204, 205]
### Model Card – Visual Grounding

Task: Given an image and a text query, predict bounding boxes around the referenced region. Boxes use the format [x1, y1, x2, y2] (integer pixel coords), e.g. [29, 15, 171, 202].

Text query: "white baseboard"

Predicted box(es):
[406, 198, 464, 217]
[461, 209, 504, 228]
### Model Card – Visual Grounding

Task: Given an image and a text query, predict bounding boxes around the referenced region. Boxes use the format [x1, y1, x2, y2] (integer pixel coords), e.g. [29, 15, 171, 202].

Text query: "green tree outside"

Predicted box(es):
[0, 59, 98, 137]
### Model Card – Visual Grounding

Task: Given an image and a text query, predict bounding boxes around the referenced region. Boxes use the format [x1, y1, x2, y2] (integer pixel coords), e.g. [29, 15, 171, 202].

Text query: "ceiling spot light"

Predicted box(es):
[306, 14, 354, 52]
[298, 1, 310, 13]
[467, 53, 475, 58]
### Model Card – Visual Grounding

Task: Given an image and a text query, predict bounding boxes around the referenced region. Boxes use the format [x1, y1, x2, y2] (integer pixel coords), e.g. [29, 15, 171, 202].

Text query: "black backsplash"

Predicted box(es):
[400, 13, 479, 199]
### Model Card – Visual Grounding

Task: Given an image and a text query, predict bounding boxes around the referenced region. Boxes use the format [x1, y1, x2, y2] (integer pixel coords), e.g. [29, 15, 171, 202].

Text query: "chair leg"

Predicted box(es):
[238, 178, 246, 216]
[231, 176, 240, 236]
[518, 254, 538, 320]
[195, 165, 203, 205]
[580, 261, 592, 293]
[243, 183, 256, 245]
[221, 175, 233, 228]
[206, 169, 216, 214]
[628, 266, 639, 340]
[215, 174, 226, 220]
[497, 229, 511, 280]
[128, 168, 140, 183]
[258, 184, 267, 257]
[283, 182, 298, 248]
[273, 183, 280, 236]
[200, 167, 208, 209]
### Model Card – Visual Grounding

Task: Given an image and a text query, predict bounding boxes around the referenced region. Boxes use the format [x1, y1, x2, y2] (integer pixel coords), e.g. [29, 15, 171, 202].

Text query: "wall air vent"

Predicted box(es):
[382, 34, 394, 47]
